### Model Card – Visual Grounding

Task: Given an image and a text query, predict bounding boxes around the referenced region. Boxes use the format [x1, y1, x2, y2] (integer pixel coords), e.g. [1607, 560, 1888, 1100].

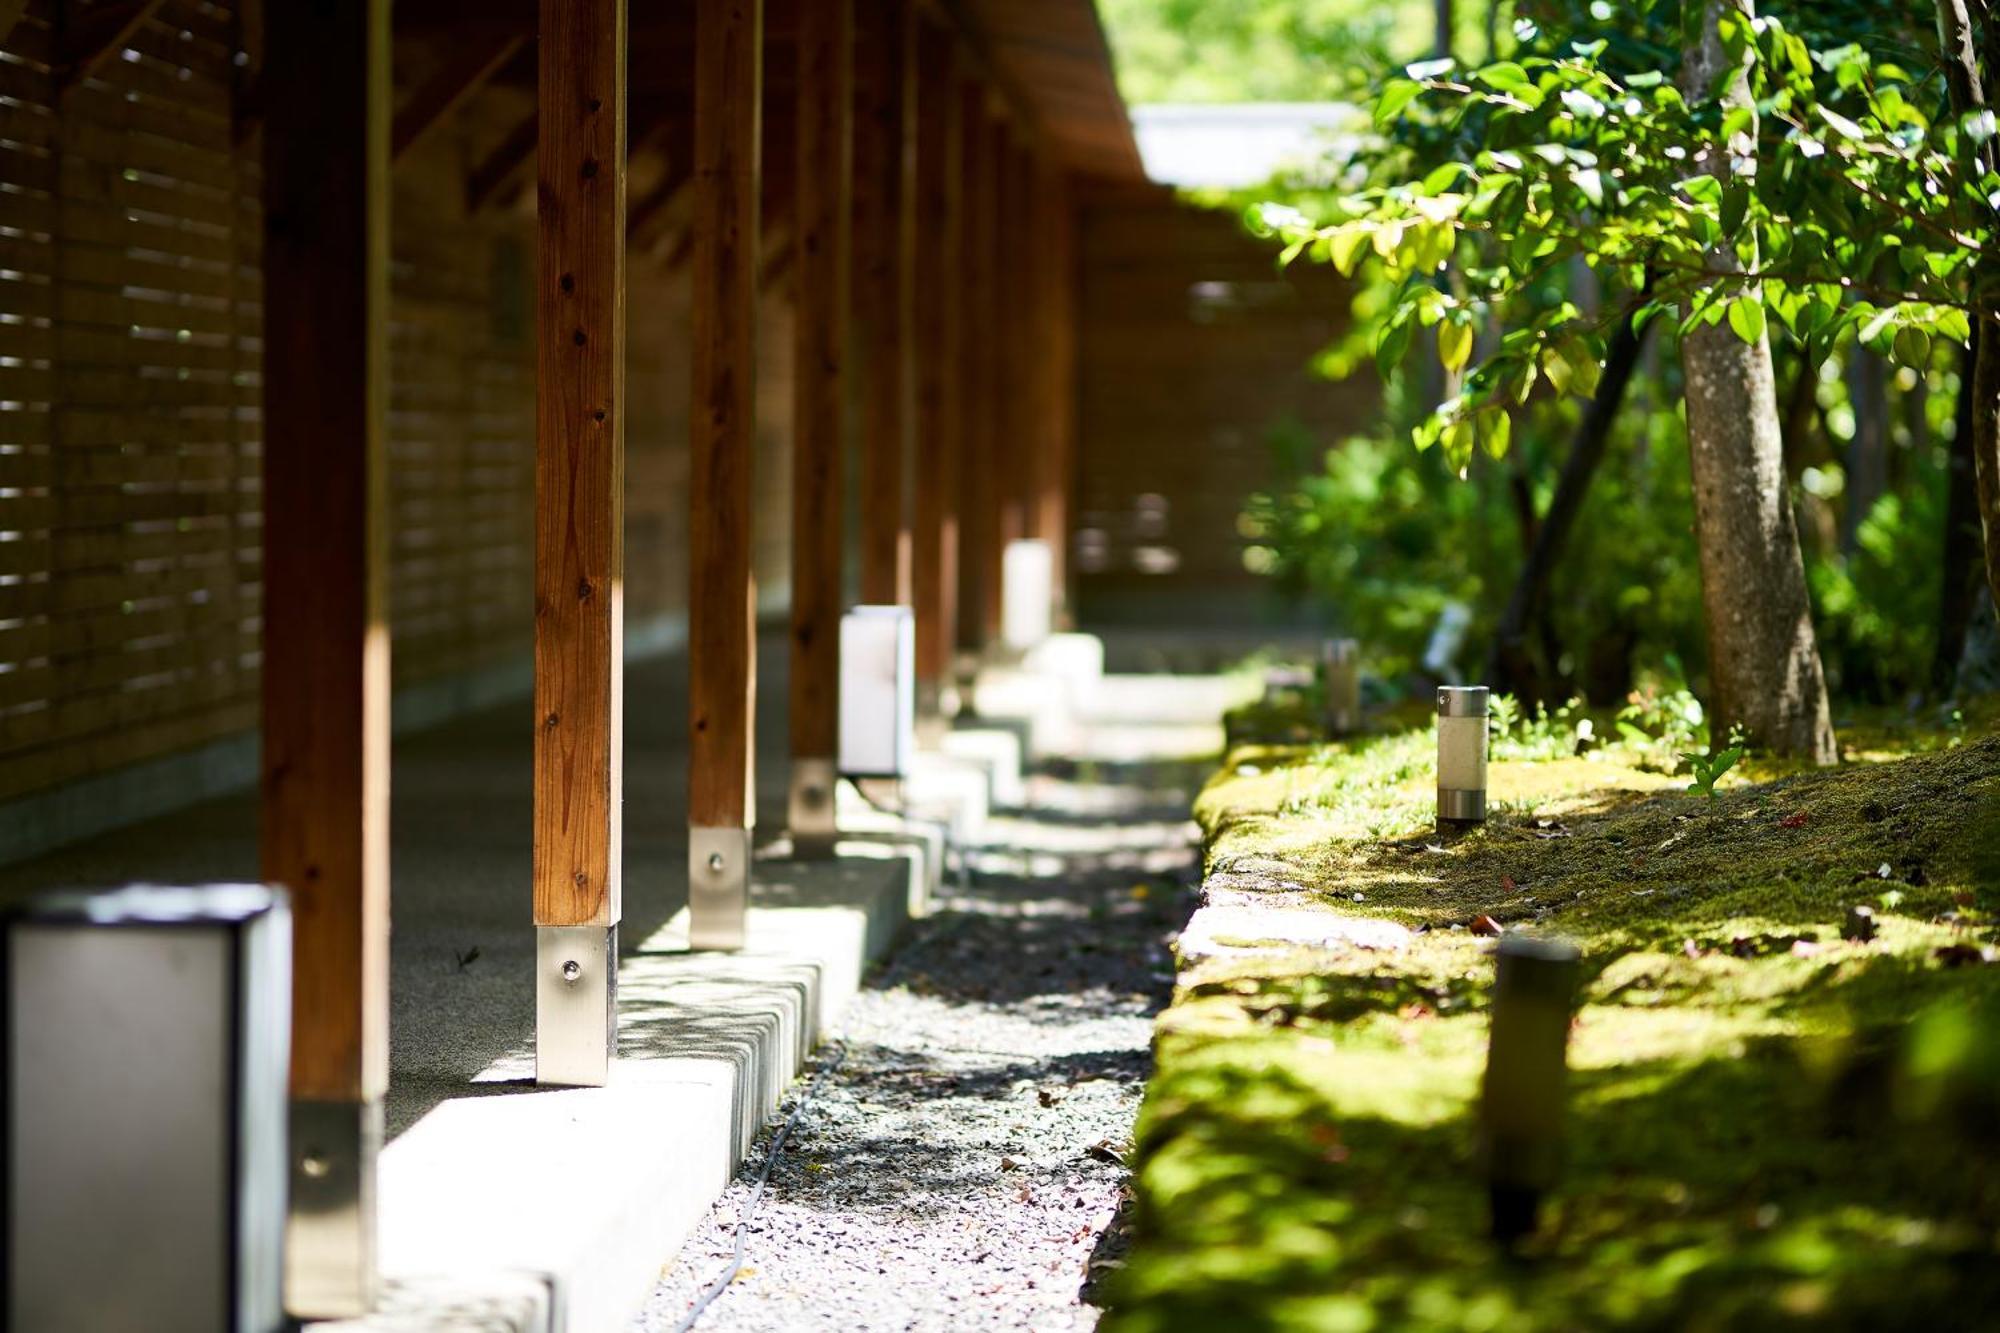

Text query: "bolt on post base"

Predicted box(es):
[535, 924, 617, 1087]
[286, 1097, 383, 1320]
[787, 756, 838, 858]
[690, 825, 753, 951]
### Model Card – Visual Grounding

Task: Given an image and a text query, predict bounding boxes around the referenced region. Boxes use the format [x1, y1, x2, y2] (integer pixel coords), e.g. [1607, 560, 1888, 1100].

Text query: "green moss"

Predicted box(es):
[1112, 717, 2000, 1332]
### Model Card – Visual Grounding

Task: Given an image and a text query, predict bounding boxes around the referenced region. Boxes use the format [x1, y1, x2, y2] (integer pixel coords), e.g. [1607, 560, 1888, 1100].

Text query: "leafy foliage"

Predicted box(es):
[1260, 4, 1989, 470]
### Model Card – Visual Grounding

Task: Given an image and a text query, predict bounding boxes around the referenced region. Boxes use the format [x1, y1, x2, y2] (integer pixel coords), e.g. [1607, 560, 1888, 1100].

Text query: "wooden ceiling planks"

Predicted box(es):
[943, 0, 1143, 183]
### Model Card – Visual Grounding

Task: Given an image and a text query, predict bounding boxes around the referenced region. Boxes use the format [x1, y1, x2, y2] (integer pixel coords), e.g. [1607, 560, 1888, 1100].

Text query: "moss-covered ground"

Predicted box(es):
[1108, 696, 2000, 1332]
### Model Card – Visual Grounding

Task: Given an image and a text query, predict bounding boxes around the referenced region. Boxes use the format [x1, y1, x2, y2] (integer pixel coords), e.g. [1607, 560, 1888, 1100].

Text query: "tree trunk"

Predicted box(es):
[1936, 328, 1986, 694]
[1937, 0, 2000, 629]
[1488, 306, 1651, 698]
[1842, 346, 1888, 551]
[1679, 0, 1837, 761]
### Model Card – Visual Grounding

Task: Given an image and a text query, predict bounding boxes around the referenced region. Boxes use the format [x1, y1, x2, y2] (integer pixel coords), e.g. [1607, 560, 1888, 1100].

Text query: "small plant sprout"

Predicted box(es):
[1681, 746, 1745, 800]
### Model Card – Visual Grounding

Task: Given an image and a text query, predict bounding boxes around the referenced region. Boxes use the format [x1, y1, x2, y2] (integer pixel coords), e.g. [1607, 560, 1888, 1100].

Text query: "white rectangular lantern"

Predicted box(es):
[6, 884, 290, 1333]
[840, 604, 915, 779]
[1001, 539, 1054, 651]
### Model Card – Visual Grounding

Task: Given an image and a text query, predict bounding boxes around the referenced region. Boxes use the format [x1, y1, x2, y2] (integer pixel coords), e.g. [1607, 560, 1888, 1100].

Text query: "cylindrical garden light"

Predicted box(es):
[1321, 638, 1360, 737]
[1437, 685, 1489, 829]
[1481, 931, 1583, 1247]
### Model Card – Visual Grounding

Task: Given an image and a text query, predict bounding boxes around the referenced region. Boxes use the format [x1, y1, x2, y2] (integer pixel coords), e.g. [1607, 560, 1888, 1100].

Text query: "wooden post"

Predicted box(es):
[956, 88, 1000, 654]
[997, 138, 1030, 554]
[911, 22, 961, 712]
[1048, 165, 1080, 624]
[1037, 163, 1077, 625]
[260, 0, 389, 1317]
[786, 0, 853, 852]
[855, 0, 915, 610]
[689, 0, 762, 948]
[533, 0, 627, 1086]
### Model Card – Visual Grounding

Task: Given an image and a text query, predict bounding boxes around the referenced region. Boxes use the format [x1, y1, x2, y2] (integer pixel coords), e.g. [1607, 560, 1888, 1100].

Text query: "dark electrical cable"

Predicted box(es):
[669, 1039, 851, 1333]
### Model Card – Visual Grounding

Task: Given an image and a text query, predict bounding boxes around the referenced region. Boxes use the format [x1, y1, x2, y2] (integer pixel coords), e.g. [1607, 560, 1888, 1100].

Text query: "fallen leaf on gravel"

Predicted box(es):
[1038, 1089, 1063, 1108]
[1084, 1139, 1127, 1165]
[1470, 914, 1504, 936]
[1000, 1157, 1019, 1171]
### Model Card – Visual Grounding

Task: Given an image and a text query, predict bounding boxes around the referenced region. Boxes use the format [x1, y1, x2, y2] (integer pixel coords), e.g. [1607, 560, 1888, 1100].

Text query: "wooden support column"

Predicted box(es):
[689, 0, 762, 949]
[911, 23, 961, 711]
[956, 87, 1000, 654]
[533, 0, 627, 1086]
[855, 0, 916, 609]
[1034, 163, 1076, 624]
[261, 0, 389, 1317]
[1053, 177, 1081, 627]
[786, 0, 853, 851]
[997, 138, 1030, 552]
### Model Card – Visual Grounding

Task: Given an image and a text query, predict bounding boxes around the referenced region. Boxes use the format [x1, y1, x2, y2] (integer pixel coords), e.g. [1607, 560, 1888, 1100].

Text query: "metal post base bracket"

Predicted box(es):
[690, 825, 753, 951]
[788, 756, 838, 855]
[536, 924, 618, 1086]
[286, 1097, 383, 1321]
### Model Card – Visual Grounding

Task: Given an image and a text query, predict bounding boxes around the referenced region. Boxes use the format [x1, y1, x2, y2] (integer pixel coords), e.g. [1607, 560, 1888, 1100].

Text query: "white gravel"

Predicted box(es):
[634, 767, 1203, 1333]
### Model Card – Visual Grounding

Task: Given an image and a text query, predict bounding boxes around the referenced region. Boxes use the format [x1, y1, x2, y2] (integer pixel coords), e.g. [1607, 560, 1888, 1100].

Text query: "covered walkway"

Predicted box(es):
[0, 0, 1343, 1328]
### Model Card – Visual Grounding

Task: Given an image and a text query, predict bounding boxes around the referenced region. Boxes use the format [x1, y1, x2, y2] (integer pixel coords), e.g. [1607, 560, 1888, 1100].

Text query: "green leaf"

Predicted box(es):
[1375, 80, 1422, 128]
[1327, 225, 1371, 278]
[1475, 409, 1512, 459]
[1542, 343, 1575, 397]
[1376, 318, 1413, 379]
[1441, 419, 1475, 472]
[1720, 183, 1748, 237]
[1438, 320, 1474, 374]
[1727, 296, 1767, 345]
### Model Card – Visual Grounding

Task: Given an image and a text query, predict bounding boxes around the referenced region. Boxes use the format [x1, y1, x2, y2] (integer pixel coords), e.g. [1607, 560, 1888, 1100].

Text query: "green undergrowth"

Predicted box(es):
[1109, 708, 2000, 1332]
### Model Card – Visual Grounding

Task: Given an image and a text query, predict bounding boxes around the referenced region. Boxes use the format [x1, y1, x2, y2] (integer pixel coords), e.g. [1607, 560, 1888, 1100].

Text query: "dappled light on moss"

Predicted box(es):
[1113, 709, 2000, 1331]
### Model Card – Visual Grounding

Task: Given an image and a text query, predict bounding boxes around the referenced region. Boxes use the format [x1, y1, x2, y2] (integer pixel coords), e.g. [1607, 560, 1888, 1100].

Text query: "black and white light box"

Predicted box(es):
[5, 883, 290, 1333]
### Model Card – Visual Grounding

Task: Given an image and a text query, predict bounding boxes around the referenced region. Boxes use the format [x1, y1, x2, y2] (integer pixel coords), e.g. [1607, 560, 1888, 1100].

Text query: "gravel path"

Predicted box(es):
[634, 762, 1203, 1333]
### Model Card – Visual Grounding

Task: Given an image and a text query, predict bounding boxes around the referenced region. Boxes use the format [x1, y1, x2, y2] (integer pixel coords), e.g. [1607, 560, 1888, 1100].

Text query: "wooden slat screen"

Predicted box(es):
[0, 0, 797, 815]
[0, 1, 261, 803]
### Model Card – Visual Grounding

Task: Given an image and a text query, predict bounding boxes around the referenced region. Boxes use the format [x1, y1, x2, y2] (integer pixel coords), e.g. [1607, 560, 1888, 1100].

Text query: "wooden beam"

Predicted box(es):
[911, 21, 961, 700]
[260, 0, 390, 1317]
[56, 0, 169, 94]
[688, 0, 762, 949]
[957, 85, 1000, 652]
[1033, 159, 1075, 621]
[393, 28, 527, 163]
[785, 0, 851, 849]
[855, 0, 915, 609]
[532, 0, 627, 1084]
[466, 113, 538, 214]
